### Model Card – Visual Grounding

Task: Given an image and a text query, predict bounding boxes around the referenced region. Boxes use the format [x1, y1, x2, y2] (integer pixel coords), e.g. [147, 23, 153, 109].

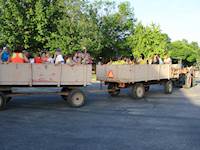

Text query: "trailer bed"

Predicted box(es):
[96, 64, 181, 99]
[0, 64, 92, 86]
[96, 64, 181, 83]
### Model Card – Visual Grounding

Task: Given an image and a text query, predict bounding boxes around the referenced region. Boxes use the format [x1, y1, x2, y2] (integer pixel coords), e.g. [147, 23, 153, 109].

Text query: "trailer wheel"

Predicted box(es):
[67, 89, 85, 107]
[4, 91, 12, 104]
[6, 97, 12, 104]
[0, 92, 6, 111]
[131, 83, 145, 99]
[61, 87, 71, 101]
[164, 80, 173, 94]
[174, 74, 185, 88]
[107, 83, 120, 97]
[145, 86, 150, 92]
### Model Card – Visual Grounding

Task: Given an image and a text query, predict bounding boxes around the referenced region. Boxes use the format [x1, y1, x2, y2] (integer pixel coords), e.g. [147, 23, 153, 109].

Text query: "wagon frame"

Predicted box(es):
[0, 64, 92, 110]
[96, 64, 181, 98]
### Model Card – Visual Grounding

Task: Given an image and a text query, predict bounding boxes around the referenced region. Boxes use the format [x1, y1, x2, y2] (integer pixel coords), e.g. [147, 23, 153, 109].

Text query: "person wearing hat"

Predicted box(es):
[54, 48, 64, 64]
[82, 47, 93, 64]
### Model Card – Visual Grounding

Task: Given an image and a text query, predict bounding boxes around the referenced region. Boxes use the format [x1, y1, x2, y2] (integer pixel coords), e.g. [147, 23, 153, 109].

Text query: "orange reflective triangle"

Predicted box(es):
[107, 70, 114, 78]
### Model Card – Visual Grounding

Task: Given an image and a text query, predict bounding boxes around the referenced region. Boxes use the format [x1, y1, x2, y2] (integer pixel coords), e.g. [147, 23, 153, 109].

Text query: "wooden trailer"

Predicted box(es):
[96, 64, 181, 98]
[0, 64, 92, 110]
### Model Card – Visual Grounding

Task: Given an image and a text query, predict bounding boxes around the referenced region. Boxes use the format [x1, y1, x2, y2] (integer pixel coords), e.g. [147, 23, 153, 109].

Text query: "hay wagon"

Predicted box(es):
[0, 64, 92, 110]
[96, 64, 181, 98]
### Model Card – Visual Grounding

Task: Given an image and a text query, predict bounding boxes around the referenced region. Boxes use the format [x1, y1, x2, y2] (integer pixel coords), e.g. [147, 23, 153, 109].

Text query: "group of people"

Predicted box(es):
[103, 54, 172, 65]
[139, 54, 172, 65]
[0, 46, 172, 65]
[0, 46, 93, 65]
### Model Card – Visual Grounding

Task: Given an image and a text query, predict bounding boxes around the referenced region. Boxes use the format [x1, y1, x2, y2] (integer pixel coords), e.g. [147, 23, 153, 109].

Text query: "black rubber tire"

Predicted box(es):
[175, 74, 185, 88]
[0, 92, 6, 111]
[3, 91, 12, 104]
[61, 87, 71, 101]
[6, 97, 12, 104]
[145, 86, 150, 92]
[164, 80, 173, 94]
[107, 83, 120, 97]
[67, 89, 85, 107]
[131, 83, 145, 99]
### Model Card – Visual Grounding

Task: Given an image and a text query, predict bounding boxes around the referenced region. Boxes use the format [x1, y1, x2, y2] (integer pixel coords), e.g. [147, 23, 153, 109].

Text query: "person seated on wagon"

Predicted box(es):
[163, 54, 172, 64]
[111, 57, 118, 64]
[111, 57, 127, 65]
[152, 55, 159, 64]
[147, 56, 153, 64]
[107, 58, 113, 65]
[29, 53, 35, 64]
[46, 52, 54, 64]
[66, 54, 75, 65]
[41, 52, 48, 63]
[54, 48, 65, 64]
[82, 52, 93, 64]
[34, 52, 43, 64]
[126, 57, 135, 64]
[137, 54, 147, 64]
[81, 47, 93, 64]
[11, 46, 28, 63]
[0, 47, 10, 64]
[130, 55, 136, 64]
[158, 54, 163, 64]
[73, 51, 82, 64]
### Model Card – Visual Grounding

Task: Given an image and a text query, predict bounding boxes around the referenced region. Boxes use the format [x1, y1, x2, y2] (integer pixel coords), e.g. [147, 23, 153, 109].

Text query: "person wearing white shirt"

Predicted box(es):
[54, 48, 64, 64]
[164, 54, 172, 64]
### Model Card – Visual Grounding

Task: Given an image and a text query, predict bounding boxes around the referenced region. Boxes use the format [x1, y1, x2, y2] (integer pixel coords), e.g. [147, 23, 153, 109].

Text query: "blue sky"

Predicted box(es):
[117, 0, 200, 44]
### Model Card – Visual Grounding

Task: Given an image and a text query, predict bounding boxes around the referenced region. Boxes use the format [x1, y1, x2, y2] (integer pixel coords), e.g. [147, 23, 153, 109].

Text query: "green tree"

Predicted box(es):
[46, 0, 103, 55]
[127, 22, 170, 58]
[0, 0, 103, 56]
[0, 0, 65, 51]
[169, 40, 200, 65]
[90, 1, 136, 58]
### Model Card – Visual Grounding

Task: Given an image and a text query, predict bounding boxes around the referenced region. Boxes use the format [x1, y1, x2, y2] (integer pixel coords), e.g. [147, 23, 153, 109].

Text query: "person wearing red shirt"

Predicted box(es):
[11, 46, 28, 63]
[34, 53, 42, 64]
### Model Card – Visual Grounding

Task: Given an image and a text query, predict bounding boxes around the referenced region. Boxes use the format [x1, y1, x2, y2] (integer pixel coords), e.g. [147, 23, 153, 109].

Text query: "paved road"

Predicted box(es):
[0, 84, 200, 150]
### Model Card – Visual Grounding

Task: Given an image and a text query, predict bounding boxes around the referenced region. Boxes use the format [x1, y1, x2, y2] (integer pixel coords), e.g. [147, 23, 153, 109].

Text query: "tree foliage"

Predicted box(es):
[0, 0, 136, 57]
[127, 23, 170, 58]
[46, 0, 103, 55]
[0, 0, 103, 55]
[169, 40, 200, 65]
[0, 0, 199, 65]
[95, 1, 136, 57]
[0, 0, 65, 51]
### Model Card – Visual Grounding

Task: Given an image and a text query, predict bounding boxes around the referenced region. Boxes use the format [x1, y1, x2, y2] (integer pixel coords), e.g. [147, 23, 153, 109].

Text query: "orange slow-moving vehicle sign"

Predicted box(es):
[107, 70, 114, 78]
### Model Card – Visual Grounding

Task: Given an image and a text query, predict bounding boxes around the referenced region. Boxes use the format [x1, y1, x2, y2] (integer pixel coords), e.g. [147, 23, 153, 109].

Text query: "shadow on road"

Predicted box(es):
[0, 83, 200, 150]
